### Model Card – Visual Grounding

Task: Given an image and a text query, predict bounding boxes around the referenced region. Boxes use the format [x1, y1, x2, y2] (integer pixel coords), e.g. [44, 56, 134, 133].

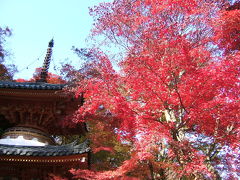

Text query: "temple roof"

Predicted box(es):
[0, 81, 65, 90]
[0, 140, 90, 157]
[0, 81, 86, 135]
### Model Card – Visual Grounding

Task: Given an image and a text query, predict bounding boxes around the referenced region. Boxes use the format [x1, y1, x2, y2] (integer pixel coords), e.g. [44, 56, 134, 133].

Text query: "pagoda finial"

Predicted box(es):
[36, 39, 54, 83]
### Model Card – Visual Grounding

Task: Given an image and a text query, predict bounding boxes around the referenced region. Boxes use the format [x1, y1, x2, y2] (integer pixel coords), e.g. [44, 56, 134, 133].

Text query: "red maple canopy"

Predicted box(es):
[67, 0, 240, 179]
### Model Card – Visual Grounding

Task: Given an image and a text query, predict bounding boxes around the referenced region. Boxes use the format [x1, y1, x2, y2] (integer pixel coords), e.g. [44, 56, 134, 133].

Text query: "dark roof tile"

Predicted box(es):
[0, 81, 65, 90]
[0, 140, 90, 157]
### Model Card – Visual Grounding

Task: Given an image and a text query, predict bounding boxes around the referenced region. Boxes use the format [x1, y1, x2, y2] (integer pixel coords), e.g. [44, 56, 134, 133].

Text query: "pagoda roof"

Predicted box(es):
[0, 81, 65, 90]
[0, 140, 90, 157]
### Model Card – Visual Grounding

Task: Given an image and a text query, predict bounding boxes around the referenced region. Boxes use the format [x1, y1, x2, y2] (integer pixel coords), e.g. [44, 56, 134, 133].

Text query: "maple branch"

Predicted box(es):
[109, 27, 130, 51]
[148, 161, 155, 180]
[174, 84, 189, 114]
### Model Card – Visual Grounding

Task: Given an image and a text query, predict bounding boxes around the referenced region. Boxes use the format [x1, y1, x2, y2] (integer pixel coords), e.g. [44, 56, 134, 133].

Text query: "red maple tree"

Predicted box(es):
[66, 0, 239, 179]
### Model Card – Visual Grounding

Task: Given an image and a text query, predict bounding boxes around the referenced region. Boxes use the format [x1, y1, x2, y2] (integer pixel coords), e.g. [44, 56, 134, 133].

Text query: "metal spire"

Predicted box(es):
[36, 39, 54, 83]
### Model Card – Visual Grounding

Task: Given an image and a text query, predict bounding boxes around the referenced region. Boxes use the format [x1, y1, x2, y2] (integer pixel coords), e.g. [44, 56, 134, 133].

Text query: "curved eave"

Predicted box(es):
[0, 81, 65, 90]
[0, 81, 72, 99]
[0, 140, 90, 157]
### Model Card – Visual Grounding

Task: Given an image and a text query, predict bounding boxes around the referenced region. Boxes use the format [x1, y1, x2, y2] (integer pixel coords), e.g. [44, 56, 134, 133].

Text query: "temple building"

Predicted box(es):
[0, 40, 90, 179]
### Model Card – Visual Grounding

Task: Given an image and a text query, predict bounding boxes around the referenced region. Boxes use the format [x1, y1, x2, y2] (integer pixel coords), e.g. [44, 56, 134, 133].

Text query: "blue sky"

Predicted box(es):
[0, 0, 111, 79]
